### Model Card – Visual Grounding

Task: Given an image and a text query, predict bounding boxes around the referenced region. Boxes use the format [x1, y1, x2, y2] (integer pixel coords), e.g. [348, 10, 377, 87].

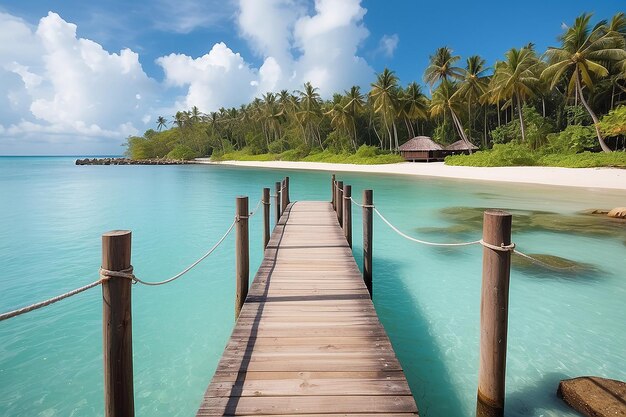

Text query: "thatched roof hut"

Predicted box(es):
[398, 136, 445, 162]
[444, 140, 478, 151]
[444, 140, 478, 156]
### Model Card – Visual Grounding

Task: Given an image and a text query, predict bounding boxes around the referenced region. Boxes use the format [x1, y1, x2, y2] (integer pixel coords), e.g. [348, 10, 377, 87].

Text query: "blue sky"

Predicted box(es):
[0, 0, 623, 155]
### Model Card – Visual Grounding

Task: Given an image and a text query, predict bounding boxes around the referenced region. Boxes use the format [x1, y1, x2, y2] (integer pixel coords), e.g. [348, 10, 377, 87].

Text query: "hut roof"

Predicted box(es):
[398, 136, 443, 151]
[445, 140, 478, 151]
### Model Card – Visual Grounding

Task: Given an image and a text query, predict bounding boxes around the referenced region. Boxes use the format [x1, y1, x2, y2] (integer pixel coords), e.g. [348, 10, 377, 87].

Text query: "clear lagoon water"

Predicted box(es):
[0, 156, 624, 417]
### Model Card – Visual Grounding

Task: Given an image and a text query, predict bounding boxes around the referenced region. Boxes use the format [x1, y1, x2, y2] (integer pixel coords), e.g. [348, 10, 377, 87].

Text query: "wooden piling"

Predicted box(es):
[337, 181, 344, 226]
[263, 188, 270, 248]
[476, 210, 512, 417]
[274, 182, 281, 226]
[363, 190, 373, 298]
[285, 176, 290, 205]
[333, 180, 338, 212]
[281, 179, 288, 216]
[343, 185, 352, 247]
[102, 230, 134, 417]
[331, 174, 336, 208]
[235, 197, 249, 320]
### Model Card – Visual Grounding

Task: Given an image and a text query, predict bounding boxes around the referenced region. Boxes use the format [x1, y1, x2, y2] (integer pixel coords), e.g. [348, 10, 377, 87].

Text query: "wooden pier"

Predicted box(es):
[197, 201, 418, 416]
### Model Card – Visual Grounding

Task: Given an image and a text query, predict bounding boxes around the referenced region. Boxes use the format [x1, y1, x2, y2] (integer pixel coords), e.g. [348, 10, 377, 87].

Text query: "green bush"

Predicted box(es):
[538, 151, 626, 168]
[598, 105, 626, 138]
[166, 144, 200, 160]
[445, 143, 538, 166]
[355, 144, 378, 158]
[446, 143, 626, 168]
[490, 107, 554, 150]
[546, 125, 597, 153]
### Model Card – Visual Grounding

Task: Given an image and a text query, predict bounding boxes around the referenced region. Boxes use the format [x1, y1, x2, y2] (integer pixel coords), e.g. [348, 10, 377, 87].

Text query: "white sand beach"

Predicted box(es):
[195, 159, 626, 191]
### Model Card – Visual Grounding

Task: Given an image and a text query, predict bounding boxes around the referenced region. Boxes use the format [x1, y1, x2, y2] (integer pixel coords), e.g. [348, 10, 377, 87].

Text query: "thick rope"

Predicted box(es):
[248, 198, 263, 217]
[349, 196, 375, 208]
[0, 279, 102, 322]
[374, 207, 483, 247]
[107, 219, 237, 286]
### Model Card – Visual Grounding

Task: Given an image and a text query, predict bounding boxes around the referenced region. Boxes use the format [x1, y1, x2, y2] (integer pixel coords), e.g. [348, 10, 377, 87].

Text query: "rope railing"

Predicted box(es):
[349, 196, 577, 268]
[0, 215, 240, 321]
[0, 279, 102, 322]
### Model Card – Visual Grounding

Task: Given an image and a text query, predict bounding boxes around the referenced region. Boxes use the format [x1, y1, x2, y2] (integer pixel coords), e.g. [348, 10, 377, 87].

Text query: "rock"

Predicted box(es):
[558, 376, 626, 417]
[580, 209, 610, 215]
[608, 207, 626, 219]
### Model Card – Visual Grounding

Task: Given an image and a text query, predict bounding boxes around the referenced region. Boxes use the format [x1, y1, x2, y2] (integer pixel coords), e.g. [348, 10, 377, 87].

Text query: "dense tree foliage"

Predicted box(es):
[126, 13, 626, 163]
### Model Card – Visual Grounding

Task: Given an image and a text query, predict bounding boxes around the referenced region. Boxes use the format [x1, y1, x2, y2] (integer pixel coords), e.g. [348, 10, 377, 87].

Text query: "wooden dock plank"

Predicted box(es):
[197, 201, 418, 416]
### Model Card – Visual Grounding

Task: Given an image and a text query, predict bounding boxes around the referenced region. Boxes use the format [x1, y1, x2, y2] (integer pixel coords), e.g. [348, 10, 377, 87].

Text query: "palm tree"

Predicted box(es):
[424, 47, 464, 88]
[542, 13, 626, 152]
[343, 86, 366, 149]
[430, 79, 473, 149]
[295, 82, 323, 147]
[370, 68, 400, 150]
[491, 47, 541, 142]
[454, 55, 489, 135]
[190, 106, 202, 124]
[398, 82, 429, 138]
[156, 116, 167, 131]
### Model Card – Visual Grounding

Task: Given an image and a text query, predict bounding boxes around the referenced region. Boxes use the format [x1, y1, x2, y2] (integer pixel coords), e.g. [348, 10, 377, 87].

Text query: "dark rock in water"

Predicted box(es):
[580, 209, 610, 216]
[558, 376, 626, 417]
[511, 253, 599, 278]
[75, 157, 192, 165]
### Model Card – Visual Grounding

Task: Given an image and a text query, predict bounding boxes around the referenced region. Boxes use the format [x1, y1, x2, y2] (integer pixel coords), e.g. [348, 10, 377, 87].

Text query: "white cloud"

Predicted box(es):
[157, 42, 256, 111]
[162, 0, 374, 113]
[377, 34, 399, 58]
[0, 12, 158, 154]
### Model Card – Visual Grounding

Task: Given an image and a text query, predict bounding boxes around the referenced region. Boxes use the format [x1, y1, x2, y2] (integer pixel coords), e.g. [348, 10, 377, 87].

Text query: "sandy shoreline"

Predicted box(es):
[194, 159, 626, 191]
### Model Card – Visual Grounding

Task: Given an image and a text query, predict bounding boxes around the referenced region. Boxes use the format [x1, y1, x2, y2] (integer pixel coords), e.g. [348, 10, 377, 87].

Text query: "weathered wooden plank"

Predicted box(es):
[198, 395, 418, 415]
[197, 201, 418, 416]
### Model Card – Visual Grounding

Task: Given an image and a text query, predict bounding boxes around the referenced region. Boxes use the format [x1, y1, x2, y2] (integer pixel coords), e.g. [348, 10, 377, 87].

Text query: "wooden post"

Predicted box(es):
[337, 181, 344, 226]
[363, 190, 373, 298]
[476, 210, 512, 417]
[263, 187, 270, 248]
[285, 176, 290, 206]
[235, 197, 249, 320]
[331, 174, 336, 207]
[281, 178, 288, 216]
[102, 230, 134, 417]
[274, 181, 281, 226]
[343, 185, 352, 247]
[333, 180, 337, 212]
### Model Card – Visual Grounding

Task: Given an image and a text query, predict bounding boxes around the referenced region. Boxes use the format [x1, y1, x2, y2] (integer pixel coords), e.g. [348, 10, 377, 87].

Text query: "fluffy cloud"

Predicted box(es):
[377, 34, 399, 58]
[160, 0, 374, 112]
[0, 12, 158, 154]
[157, 43, 257, 111]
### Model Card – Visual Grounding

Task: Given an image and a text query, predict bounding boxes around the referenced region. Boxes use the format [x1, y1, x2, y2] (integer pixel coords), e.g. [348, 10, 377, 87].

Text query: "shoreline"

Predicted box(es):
[195, 159, 626, 191]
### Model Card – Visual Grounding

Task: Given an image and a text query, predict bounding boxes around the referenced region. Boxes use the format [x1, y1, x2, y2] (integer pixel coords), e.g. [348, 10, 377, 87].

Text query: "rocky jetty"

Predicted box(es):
[75, 158, 192, 165]
[558, 376, 626, 417]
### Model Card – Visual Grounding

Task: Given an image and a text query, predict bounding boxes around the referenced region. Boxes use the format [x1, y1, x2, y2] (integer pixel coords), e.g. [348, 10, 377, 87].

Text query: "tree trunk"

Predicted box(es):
[450, 109, 473, 154]
[516, 94, 526, 143]
[576, 71, 611, 153]
[392, 121, 399, 151]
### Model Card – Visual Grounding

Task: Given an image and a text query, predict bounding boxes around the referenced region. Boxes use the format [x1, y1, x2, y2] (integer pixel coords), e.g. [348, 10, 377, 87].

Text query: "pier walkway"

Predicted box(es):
[197, 201, 418, 416]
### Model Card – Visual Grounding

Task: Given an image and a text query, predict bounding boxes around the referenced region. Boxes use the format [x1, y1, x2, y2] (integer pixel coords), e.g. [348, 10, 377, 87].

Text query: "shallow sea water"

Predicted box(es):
[0, 156, 624, 417]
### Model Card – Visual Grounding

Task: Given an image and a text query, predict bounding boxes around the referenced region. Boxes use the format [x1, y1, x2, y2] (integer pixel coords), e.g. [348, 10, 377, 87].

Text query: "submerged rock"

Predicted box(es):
[511, 253, 599, 277]
[426, 206, 626, 239]
[558, 376, 626, 417]
[608, 207, 626, 219]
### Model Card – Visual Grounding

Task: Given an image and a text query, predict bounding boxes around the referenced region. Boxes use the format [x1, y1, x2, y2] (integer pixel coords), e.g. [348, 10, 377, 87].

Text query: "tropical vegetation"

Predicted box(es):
[126, 13, 626, 167]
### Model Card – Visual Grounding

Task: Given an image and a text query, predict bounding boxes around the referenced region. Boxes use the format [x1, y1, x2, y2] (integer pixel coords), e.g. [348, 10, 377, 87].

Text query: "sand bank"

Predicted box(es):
[194, 159, 626, 191]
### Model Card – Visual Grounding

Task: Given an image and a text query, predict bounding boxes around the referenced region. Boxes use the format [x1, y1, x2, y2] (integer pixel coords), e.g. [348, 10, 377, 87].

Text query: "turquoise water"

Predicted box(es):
[0, 156, 624, 417]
